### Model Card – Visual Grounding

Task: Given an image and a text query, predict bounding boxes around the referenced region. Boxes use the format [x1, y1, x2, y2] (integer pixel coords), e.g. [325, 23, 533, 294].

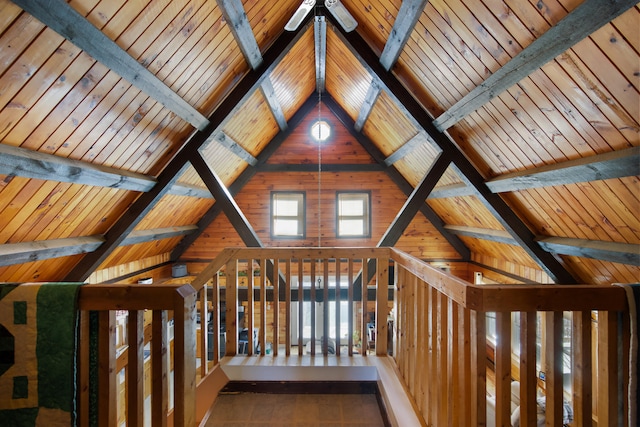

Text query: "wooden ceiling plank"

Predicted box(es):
[0, 236, 105, 267]
[354, 82, 381, 132]
[260, 78, 288, 131]
[10, 0, 209, 131]
[432, 0, 638, 131]
[379, 152, 451, 246]
[487, 146, 640, 193]
[537, 236, 640, 266]
[379, 0, 428, 71]
[329, 21, 575, 283]
[216, 0, 263, 69]
[323, 95, 471, 260]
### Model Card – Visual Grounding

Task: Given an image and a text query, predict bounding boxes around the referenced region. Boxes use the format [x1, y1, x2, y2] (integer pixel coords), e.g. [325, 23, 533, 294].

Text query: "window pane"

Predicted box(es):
[340, 199, 364, 215]
[274, 219, 300, 236]
[275, 199, 298, 216]
[339, 219, 364, 235]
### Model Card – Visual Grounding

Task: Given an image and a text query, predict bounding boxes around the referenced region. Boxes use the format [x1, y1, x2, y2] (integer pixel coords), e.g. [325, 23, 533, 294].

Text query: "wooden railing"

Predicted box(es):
[390, 248, 630, 427]
[77, 283, 197, 427]
[76, 247, 631, 426]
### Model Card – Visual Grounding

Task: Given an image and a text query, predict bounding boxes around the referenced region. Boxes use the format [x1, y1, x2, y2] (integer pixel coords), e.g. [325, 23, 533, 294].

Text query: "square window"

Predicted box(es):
[271, 192, 305, 238]
[336, 192, 370, 238]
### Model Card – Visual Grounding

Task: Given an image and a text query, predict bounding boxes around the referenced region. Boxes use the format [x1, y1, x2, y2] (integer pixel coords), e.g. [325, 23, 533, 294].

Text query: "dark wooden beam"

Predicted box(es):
[329, 21, 576, 283]
[11, 0, 209, 131]
[256, 163, 384, 172]
[486, 146, 640, 193]
[379, 0, 428, 71]
[170, 96, 319, 261]
[354, 82, 381, 132]
[260, 79, 288, 131]
[216, 0, 263, 69]
[211, 132, 258, 166]
[191, 153, 262, 247]
[65, 17, 314, 281]
[384, 132, 430, 166]
[433, 0, 638, 131]
[537, 237, 640, 266]
[323, 95, 470, 260]
[315, 16, 327, 93]
[379, 152, 451, 246]
[0, 143, 212, 198]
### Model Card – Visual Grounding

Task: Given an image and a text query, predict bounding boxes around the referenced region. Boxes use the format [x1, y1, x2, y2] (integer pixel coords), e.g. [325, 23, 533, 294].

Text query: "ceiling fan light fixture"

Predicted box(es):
[285, 0, 316, 31]
[325, 0, 357, 32]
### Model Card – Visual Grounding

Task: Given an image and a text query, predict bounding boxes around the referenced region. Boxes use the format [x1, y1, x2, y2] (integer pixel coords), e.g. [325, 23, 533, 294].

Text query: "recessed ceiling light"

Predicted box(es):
[311, 120, 331, 142]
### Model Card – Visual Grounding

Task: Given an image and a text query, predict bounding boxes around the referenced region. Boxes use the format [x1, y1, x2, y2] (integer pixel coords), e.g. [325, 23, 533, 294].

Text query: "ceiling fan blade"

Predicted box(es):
[325, 0, 357, 32]
[285, 0, 316, 31]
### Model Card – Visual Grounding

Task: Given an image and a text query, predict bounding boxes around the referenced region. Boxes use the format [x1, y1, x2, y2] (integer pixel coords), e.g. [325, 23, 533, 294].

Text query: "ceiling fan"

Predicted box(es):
[285, 0, 358, 32]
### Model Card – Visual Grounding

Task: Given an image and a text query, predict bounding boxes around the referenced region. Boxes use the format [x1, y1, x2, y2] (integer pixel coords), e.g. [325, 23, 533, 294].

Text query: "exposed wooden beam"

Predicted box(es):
[379, 0, 428, 71]
[323, 95, 470, 260]
[0, 226, 199, 267]
[171, 96, 319, 261]
[487, 146, 640, 193]
[537, 237, 640, 266]
[379, 153, 451, 246]
[256, 163, 384, 172]
[384, 132, 430, 166]
[260, 79, 288, 131]
[433, 0, 638, 131]
[330, 19, 576, 283]
[11, 0, 209, 131]
[354, 82, 381, 132]
[0, 236, 104, 267]
[0, 143, 212, 198]
[191, 152, 262, 247]
[211, 132, 258, 166]
[444, 225, 516, 245]
[315, 16, 327, 93]
[121, 226, 199, 246]
[216, 0, 263, 69]
[65, 17, 314, 281]
[428, 183, 472, 199]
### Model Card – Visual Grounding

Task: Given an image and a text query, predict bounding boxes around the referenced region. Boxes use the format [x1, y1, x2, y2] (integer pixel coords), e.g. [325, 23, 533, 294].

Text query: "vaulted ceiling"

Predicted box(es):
[0, 0, 638, 285]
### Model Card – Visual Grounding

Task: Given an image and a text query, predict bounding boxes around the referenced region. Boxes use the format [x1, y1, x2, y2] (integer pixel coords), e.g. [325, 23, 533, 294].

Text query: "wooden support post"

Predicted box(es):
[437, 292, 449, 425]
[544, 311, 564, 426]
[471, 310, 487, 427]
[226, 259, 239, 357]
[460, 307, 471, 427]
[152, 310, 168, 427]
[597, 310, 619, 427]
[520, 312, 537, 427]
[98, 310, 117, 427]
[376, 257, 389, 356]
[173, 287, 196, 427]
[495, 311, 512, 427]
[127, 310, 144, 427]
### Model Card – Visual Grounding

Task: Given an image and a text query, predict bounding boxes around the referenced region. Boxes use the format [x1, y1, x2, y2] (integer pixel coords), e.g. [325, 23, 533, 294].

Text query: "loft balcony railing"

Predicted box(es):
[77, 247, 631, 427]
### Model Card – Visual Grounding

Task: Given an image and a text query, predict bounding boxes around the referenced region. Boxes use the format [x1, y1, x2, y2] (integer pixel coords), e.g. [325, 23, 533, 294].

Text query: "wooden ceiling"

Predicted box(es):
[0, 0, 637, 285]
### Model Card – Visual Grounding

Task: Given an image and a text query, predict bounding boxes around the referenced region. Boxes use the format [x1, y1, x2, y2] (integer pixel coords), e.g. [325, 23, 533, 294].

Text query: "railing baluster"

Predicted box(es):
[495, 311, 512, 427]
[544, 311, 564, 426]
[212, 275, 220, 364]
[98, 310, 117, 427]
[335, 258, 341, 356]
[361, 258, 368, 356]
[127, 310, 144, 427]
[198, 289, 208, 377]
[285, 259, 291, 356]
[348, 258, 354, 356]
[520, 311, 537, 427]
[572, 310, 592, 426]
[151, 310, 168, 427]
[471, 309, 486, 427]
[449, 299, 460, 426]
[260, 258, 267, 357]
[323, 258, 329, 355]
[310, 259, 316, 356]
[273, 258, 279, 357]
[597, 310, 619, 427]
[225, 259, 238, 357]
[376, 257, 389, 356]
[298, 258, 304, 356]
[247, 260, 254, 356]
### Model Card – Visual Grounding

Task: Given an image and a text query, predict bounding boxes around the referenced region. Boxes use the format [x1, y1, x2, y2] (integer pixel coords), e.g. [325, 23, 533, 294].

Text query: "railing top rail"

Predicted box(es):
[78, 282, 197, 311]
[389, 248, 627, 312]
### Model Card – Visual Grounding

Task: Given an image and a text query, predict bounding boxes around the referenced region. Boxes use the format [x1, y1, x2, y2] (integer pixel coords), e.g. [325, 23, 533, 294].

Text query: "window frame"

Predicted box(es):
[270, 191, 306, 239]
[335, 191, 371, 238]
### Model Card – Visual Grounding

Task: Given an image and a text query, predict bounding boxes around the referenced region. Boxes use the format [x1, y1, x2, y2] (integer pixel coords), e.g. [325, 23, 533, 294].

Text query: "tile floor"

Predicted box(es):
[204, 392, 386, 427]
